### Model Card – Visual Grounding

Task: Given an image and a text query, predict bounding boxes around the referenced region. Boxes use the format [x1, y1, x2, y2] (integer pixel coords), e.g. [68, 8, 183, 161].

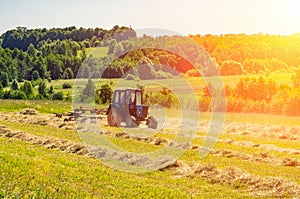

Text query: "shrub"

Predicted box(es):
[52, 91, 64, 100]
[220, 60, 244, 76]
[284, 92, 300, 116]
[63, 68, 74, 79]
[10, 79, 19, 90]
[80, 79, 95, 102]
[38, 81, 47, 97]
[145, 88, 179, 109]
[8, 90, 27, 100]
[270, 86, 290, 115]
[65, 92, 72, 102]
[0, 83, 4, 99]
[0, 72, 9, 87]
[32, 70, 40, 81]
[62, 83, 72, 89]
[97, 84, 113, 104]
[234, 76, 276, 101]
[20, 81, 33, 97]
[48, 86, 54, 95]
[292, 66, 300, 88]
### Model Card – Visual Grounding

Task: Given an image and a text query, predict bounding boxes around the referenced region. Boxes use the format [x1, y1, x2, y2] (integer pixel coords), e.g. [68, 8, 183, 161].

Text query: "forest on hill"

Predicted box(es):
[1, 26, 300, 83]
[1, 26, 300, 115]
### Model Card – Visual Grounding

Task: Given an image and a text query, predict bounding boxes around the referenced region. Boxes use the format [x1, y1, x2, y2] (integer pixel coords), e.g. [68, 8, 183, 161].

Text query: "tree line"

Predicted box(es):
[190, 33, 300, 76]
[0, 25, 136, 84]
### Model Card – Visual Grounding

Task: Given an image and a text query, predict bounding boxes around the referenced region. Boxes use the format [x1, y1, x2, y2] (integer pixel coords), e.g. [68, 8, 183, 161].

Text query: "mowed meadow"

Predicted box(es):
[1, 71, 300, 198]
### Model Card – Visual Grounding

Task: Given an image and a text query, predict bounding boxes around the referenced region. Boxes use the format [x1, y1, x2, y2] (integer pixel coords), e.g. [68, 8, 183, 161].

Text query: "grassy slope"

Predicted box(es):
[0, 110, 300, 198]
[0, 72, 299, 198]
[46, 71, 294, 98]
[0, 136, 259, 199]
[79, 47, 109, 59]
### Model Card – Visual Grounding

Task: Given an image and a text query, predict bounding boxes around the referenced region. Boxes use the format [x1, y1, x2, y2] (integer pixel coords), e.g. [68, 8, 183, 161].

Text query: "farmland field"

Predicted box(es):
[0, 71, 300, 199]
[1, 89, 300, 198]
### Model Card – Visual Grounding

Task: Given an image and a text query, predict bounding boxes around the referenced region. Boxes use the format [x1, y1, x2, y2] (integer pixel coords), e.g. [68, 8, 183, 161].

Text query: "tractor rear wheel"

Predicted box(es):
[107, 109, 121, 127]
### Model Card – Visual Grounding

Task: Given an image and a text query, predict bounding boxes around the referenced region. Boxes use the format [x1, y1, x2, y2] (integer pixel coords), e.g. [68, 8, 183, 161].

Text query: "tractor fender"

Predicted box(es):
[106, 104, 111, 115]
[106, 104, 121, 115]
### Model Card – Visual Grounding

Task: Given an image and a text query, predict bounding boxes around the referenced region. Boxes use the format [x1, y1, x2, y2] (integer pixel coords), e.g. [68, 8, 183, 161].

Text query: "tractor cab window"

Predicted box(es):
[125, 90, 135, 104]
[113, 91, 119, 103]
[136, 91, 142, 105]
[119, 91, 125, 104]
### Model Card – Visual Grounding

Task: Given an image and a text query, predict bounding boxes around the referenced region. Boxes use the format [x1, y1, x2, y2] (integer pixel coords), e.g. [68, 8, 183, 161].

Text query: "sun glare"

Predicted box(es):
[289, 0, 300, 20]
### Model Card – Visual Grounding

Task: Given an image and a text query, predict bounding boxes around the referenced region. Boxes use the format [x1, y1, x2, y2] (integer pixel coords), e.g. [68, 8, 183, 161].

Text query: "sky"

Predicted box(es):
[1, 0, 300, 36]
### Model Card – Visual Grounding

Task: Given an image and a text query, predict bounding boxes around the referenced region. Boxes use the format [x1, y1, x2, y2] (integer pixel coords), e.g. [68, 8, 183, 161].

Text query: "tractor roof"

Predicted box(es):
[113, 88, 142, 92]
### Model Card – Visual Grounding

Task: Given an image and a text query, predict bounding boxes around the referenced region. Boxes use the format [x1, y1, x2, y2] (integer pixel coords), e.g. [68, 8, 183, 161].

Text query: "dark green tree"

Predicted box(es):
[9, 90, 27, 100]
[26, 43, 37, 57]
[46, 55, 63, 80]
[98, 84, 112, 104]
[38, 81, 47, 97]
[0, 82, 4, 98]
[10, 79, 19, 90]
[63, 68, 74, 79]
[292, 67, 300, 88]
[0, 72, 9, 87]
[52, 91, 64, 100]
[78, 64, 90, 78]
[82, 79, 95, 97]
[48, 85, 54, 95]
[20, 81, 33, 97]
[32, 70, 40, 81]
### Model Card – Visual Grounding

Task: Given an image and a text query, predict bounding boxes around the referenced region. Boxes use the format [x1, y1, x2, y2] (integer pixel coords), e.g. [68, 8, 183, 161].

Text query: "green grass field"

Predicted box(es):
[1, 72, 300, 198]
[0, 99, 300, 198]
[82, 47, 109, 59]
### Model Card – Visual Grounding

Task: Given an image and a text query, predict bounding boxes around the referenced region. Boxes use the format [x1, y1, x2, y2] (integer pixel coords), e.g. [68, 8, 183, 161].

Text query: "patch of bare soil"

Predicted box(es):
[165, 160, 300, 198]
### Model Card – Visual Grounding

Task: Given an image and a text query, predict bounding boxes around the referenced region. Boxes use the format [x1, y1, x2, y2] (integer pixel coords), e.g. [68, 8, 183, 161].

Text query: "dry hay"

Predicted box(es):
[0, 125, 88, 156]
[222, 139, 300, 155]
[165, 160, 300, 198]
[3, 110, 300, 141]
[223, 121, 300, 141]
[20, 108, 38, 115]
[0, 110, 75, 130]
[1, 122, 300, 197]
[88, 145, 173, 170]
[211, 149, 300, 167]
[0, 125, 173, 171]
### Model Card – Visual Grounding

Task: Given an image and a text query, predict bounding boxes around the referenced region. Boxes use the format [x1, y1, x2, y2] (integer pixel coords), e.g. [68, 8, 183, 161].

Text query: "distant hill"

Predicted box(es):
[0, 26, 300, 85]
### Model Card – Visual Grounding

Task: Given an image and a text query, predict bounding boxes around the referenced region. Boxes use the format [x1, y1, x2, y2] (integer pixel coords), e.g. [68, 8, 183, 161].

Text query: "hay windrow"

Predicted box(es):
[1, 123, 300, 197]
[0, 125, 89, 156]
[165, 160, 300, 198]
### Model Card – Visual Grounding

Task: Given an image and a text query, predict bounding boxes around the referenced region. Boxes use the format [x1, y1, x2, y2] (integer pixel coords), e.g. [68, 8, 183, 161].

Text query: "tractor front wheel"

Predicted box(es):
[147, 116, 157, 129]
